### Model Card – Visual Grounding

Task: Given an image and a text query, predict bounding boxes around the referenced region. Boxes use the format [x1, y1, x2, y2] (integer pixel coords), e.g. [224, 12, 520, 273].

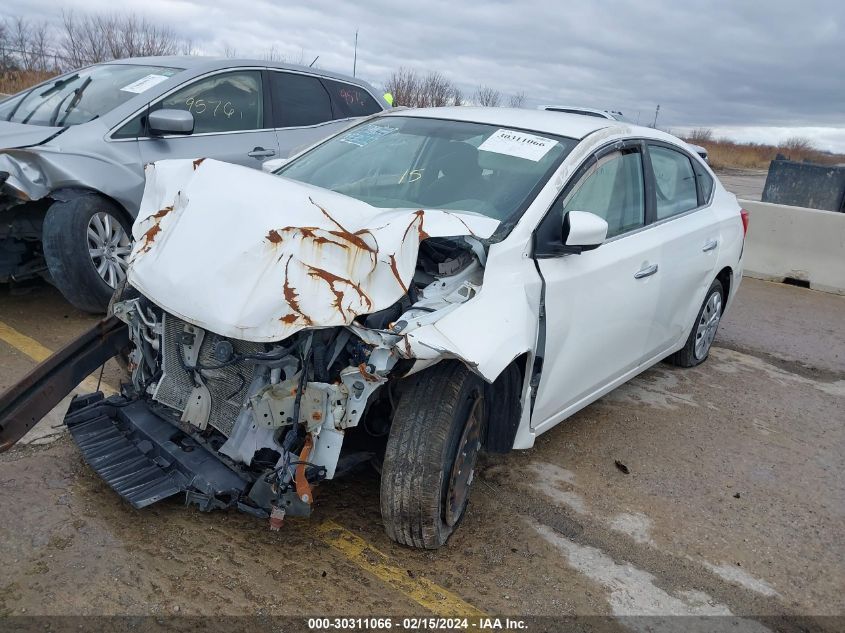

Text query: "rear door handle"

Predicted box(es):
[634, 263, 658, 279]
[702, 239, 718, 252]
[248, 147, 276, 158]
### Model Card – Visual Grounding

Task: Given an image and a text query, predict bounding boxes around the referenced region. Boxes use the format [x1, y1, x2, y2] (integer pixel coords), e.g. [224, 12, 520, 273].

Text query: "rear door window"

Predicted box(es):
[321, 79, 381, 119]
[269, 71, 333, 128]
[648, 145, 699, 219]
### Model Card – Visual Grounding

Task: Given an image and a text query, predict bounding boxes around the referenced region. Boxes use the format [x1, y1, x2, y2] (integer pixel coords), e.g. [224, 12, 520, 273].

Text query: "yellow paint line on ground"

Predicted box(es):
[0, 319, 117, 395]
[316, 520, 487, 618]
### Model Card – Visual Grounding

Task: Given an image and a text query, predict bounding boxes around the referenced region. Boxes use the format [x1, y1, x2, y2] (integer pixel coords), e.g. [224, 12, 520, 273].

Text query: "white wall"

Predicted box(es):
[740, 199, 845, 295]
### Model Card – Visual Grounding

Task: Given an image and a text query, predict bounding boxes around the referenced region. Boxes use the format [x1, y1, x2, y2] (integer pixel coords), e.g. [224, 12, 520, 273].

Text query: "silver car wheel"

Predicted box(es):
[694, 290, 722, 360]
[87, 211, 131, 289]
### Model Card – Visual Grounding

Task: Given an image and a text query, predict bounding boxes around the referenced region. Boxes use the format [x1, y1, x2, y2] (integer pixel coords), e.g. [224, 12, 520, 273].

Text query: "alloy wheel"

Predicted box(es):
[87, 211, 131, 289]
[694, 291, 722, 360]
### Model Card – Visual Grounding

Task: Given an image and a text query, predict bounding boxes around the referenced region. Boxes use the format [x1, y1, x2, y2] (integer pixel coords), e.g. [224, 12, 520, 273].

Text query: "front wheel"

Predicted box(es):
[667, 278, 724, 368]
[42, 195, 132, 313]
[380, 361, 486, 549]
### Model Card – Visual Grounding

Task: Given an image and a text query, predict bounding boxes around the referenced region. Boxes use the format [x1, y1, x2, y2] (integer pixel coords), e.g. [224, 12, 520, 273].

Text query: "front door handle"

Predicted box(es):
[702, 239, 718, 252]
[634, 263, 659, 279]
[248, 147, 276, 158]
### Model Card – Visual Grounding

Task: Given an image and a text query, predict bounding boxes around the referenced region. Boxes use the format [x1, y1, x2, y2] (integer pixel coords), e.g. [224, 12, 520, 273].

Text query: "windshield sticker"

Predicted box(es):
[339, 124, 398, 147]
[478, 129, 558, 162]
[120, 74, 171, 94]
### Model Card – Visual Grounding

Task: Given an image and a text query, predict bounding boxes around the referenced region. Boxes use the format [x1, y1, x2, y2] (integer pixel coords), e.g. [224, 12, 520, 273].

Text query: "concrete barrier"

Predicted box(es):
[740, 199, 845, 295]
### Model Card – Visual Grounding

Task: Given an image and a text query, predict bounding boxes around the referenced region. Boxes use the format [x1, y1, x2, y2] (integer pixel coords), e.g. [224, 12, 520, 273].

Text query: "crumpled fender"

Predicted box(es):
[128, 159, 500, 343]
[402, 237, 541, 382]
[0, 148, 143, 212]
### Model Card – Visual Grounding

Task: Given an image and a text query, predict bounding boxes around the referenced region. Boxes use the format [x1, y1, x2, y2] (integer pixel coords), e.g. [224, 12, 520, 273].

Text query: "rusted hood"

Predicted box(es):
[127, 159, 499, 342]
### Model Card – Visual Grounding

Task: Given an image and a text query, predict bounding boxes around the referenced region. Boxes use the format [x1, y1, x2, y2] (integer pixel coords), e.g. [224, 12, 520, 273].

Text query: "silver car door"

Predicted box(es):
[138, 69, 279, 168]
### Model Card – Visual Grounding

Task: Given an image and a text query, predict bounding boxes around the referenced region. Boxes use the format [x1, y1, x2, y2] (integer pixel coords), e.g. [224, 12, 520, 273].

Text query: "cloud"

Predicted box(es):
[2, 0, 843, 149]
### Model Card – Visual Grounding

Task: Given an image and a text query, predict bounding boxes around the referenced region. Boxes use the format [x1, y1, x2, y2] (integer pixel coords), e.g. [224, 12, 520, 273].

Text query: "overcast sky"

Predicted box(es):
[3, 0, 844, 151]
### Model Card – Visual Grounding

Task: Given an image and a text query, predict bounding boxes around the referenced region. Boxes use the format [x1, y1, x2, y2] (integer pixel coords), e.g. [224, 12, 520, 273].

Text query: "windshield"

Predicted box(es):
[0, 63, 181, 127]
[278, 116, 577, 222]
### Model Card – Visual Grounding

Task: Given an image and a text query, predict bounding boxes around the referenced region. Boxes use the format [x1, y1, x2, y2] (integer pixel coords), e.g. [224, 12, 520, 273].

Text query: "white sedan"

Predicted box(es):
[62, 107, 747, 549]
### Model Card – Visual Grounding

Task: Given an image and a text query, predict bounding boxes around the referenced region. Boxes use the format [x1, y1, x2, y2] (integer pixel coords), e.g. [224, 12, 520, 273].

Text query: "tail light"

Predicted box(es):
[740, 208, 750, 237]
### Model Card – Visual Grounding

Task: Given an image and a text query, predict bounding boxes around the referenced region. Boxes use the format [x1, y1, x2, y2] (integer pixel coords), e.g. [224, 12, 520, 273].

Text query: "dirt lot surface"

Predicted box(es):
[716, 168, 768, 201]
[0, 278, 843, 631]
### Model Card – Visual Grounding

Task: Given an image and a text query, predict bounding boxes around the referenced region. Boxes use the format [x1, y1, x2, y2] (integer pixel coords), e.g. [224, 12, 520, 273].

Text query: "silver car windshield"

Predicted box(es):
[0, 63, 181, 127]
[278, 116, 577, 222]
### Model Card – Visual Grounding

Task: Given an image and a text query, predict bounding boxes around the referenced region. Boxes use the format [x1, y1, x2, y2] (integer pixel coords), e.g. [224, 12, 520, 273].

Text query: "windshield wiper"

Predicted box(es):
[38, 74, 79, 98]
[53, 76, 92, 127]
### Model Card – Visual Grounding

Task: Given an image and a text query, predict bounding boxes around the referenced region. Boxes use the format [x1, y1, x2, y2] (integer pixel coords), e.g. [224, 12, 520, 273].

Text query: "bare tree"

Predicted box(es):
[687, 128, 714, 143]
[507, 92, 525, 108]
[385, 67, 465, 108]
[385, 67, 421, 107]
[474, 85, 501, 107]
[418, 71, 453, 107]
[59, 11, 182, 67]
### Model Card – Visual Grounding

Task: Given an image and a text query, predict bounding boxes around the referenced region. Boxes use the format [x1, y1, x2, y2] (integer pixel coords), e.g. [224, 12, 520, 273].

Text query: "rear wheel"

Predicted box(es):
[667, 279, 724, 367]
[42, 195, 132, 313]
[380, 361, 486, 549]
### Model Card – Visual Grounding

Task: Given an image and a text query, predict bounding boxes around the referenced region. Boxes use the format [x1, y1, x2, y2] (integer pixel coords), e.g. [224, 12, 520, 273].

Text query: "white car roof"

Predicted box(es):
[537, 105, 615, 120]
[383, 106, 674, 144]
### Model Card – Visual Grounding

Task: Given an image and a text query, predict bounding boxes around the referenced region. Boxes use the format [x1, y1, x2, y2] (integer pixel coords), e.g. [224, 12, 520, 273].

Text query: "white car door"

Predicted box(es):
[642, 143, 720, 358]
[531, 142, 663, 433]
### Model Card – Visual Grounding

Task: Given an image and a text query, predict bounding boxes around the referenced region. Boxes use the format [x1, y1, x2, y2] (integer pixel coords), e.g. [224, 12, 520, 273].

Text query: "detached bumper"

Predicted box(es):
[65, 394, 249, 509]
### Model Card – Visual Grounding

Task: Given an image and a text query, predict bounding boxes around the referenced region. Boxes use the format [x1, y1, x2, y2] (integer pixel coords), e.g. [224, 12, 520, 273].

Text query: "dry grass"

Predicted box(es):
[681, 128, 845, 170]
[0, 70, 59, 96]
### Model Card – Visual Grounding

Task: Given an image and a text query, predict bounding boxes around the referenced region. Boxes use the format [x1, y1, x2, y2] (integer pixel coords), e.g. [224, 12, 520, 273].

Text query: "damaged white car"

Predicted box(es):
[5, 108, 747, 549]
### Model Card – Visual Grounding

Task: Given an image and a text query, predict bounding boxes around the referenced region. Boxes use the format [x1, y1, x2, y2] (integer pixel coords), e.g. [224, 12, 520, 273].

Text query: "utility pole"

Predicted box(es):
[652, 104, 660, 129]
[353, 29, 358, 77]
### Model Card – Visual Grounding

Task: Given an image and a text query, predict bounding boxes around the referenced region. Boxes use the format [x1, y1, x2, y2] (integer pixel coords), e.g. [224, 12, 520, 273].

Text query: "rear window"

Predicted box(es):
[694, 161, 714, 204]
[270, 72, 333, 128]
[322, 79, 381, 118]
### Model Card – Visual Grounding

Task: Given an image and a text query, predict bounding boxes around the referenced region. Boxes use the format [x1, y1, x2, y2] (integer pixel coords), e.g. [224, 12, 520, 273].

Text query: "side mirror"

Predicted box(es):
[261, 157, 290, 173]
[148, 109, 194, 136]
[562, 211, 608, 253]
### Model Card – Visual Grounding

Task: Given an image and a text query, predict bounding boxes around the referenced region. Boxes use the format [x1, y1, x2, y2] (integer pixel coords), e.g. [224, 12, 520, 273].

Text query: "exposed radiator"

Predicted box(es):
[153, 314, 264, 436]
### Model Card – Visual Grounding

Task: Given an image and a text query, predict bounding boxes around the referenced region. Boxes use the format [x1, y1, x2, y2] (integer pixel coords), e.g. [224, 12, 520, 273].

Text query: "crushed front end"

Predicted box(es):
[67, 232, 487, 525]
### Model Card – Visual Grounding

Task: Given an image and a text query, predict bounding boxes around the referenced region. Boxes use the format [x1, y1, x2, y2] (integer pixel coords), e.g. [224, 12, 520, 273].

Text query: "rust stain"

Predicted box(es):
[266, 229, 284, 244]
[280, 256, 313, 326]
[358, 362, 380, 382]
[138, 224, 161, 253]
[402, 209, 429, 242]
[152, 205, 174, 219]
[311, 411, 323, 421]
[309, 197, 376, 254]
[402, 336, 413, 358]
[192, 157, 206, 170]
[137, 205, 175, 253]
[295, 434, 314, 504]
[388, 254, 408, 292]
[305, 265, 373, 318]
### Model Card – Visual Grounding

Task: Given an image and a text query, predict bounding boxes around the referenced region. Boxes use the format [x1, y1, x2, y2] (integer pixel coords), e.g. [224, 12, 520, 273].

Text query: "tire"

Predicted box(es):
[42, 195, 133, 313]
[667, 279, 724, 368]
[380, 361, 486, 549]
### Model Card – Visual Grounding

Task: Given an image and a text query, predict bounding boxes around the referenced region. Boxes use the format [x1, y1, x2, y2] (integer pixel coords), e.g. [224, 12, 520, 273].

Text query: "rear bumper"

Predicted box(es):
[65, 394, 250, 510]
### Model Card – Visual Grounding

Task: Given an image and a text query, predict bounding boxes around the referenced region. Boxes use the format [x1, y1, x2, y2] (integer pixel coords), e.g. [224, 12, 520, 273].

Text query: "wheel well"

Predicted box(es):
[483, 353, 529, 454]
[716, 266, 733, 300]
[49, 188, 133, 226]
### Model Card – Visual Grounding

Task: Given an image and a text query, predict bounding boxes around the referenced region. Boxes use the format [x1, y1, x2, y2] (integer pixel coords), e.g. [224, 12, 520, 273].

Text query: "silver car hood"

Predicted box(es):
[0, 120, 65, 150]
[127, 159, 500, 342]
